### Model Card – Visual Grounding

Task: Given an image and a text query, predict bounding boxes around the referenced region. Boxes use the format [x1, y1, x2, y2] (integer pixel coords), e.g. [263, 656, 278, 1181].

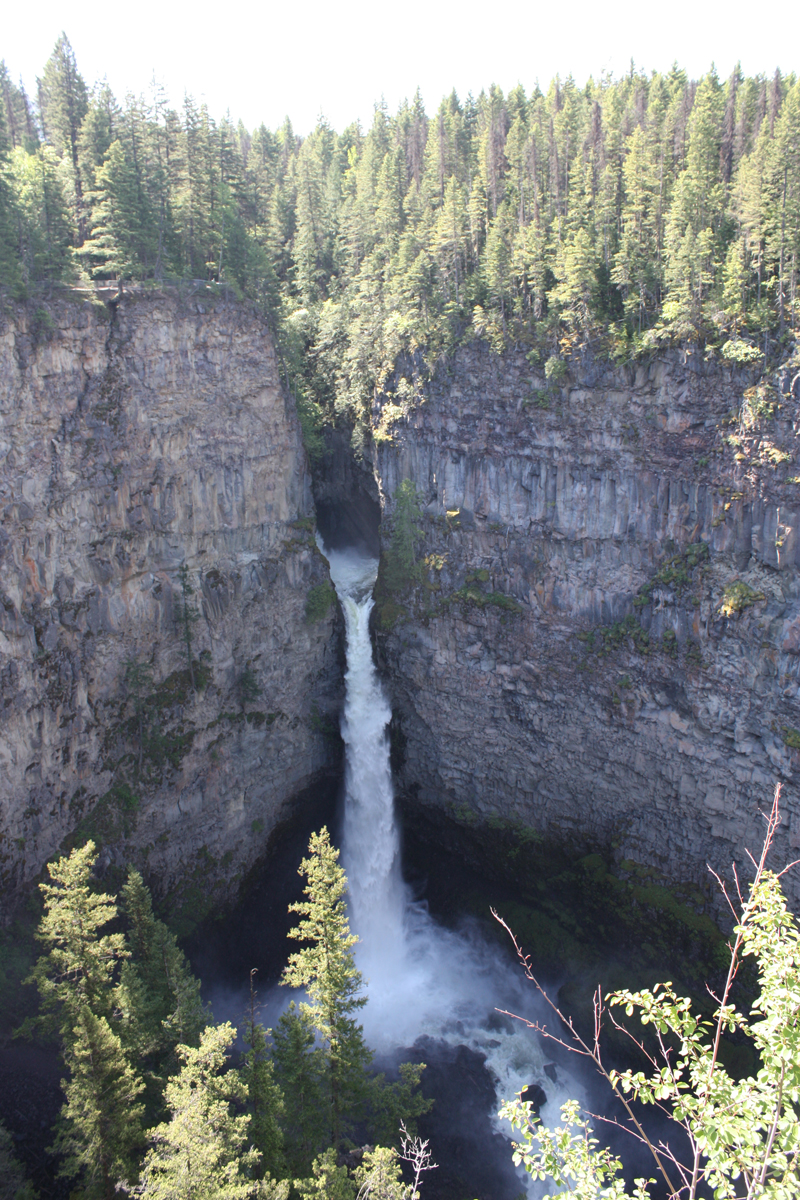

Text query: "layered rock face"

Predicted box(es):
[372, 344, 800, 908]
[0, 291, 340, 915]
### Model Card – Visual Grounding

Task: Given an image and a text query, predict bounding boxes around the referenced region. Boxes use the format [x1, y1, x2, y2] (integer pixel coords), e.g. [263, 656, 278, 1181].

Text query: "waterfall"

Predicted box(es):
[333, 548, 406, 960]
[323, 543, 582, 1184]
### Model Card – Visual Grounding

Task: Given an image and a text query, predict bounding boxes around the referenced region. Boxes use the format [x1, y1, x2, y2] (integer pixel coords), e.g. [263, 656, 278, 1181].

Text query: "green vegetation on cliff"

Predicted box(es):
[1, 39, 798, 450]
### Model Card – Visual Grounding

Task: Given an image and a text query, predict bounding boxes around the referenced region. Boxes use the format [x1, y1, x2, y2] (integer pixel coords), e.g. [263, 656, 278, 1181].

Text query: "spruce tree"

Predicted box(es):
[81, 137, 157, 278]
[0, 89, 20, 292]
[51, 1006, 145, 1198]
[37, 33, 88, 236]
[278, 829, 430, 1168]
[24, 841, 127, 1038]
[281, 827, 372, 1151]
[116, 868, 206, 1111]
[0, 1121, 36, 1200]
[23, 844, 147, 1198]
[133, 1023, 287, 1200]
[295, 1148, 355, 1200]
[353, 1146, 411, 1200]
[271, 1002, 326, 1174]
[9, 144, 74, 284]
[240, 973, 286, 1179]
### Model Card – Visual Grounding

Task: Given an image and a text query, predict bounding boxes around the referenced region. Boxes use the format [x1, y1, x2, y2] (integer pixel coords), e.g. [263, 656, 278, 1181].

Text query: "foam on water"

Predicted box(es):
[324, 544, 584, 1182]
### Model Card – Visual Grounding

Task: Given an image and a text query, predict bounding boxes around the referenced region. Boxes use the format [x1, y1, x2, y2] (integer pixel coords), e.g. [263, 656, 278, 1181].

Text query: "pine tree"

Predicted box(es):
[240, 972, 286, 1179]
[37, 33, 88, 237]
[133, 1023, 286, 1200]
[23, 841, 127, 1039]
[52, 1006, 145, 1198]
[281, 828, 372, 1150]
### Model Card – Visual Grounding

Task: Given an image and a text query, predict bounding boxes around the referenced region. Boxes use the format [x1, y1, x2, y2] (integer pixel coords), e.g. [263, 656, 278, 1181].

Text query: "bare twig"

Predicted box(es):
[492, 910, 679, 1197]
[399, 1120, 438, 1198]
[493, 782, 796, 1200]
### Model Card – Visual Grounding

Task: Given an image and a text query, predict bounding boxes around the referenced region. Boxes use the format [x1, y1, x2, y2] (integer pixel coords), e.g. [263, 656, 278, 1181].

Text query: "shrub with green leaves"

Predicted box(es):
[305, 581, 336, 624]
[499, 786, 800, 1200]
[383, 480, 423, 593]
[545, 356, 567, 382]
[721, 339, 763, 365]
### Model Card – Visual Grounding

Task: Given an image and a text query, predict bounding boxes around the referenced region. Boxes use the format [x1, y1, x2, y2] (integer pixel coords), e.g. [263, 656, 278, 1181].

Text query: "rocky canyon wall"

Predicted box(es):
[371, 343, 800, 910]
[0, 290, 341, 920]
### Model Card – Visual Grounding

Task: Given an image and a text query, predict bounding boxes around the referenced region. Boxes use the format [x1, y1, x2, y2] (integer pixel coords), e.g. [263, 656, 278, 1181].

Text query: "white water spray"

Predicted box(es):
[324, 543, 583, 1180]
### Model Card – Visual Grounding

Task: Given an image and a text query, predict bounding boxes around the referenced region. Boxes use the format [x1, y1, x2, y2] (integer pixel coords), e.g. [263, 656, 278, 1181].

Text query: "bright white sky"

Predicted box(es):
[3, 0, 797, 136]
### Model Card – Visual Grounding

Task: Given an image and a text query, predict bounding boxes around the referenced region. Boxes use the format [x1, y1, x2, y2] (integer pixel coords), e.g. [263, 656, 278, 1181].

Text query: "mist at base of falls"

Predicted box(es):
[325, 544, 584, 1190]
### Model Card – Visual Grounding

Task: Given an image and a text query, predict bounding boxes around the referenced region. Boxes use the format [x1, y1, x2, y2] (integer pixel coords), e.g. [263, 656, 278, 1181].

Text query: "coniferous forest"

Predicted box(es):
[1, 35, 799, 450]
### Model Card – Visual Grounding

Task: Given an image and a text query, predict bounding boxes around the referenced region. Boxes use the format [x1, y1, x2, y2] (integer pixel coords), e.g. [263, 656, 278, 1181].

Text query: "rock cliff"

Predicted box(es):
[0, 289, 341, 920]
[371, 343, 800, 909]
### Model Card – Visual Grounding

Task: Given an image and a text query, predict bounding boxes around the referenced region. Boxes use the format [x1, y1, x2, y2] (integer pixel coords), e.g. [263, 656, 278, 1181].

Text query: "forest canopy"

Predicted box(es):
[1, 36, 798, 439]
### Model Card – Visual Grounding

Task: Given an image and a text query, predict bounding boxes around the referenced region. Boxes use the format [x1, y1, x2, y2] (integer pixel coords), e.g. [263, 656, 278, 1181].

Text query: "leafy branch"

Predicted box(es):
[495, 783, 800, 1200]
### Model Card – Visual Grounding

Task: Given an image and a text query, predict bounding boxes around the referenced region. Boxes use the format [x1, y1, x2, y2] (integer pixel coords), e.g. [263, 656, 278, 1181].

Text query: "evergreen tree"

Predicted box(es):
[281, 828, 372, 1150]
[78, 83, 119, 192]
[240, 972, 286, 1179]
[354, 1146, 410, 1200]
[37, 33, 88, 236]
[23, 841, 127, 1038]
[0, 1121, 37, 1200]
[277, 830, 430, 1171]
[52, 1007, 145, 1198]
[81, 137, 157, 277]
[0, 61, 38, 153]
[117, 868, 206, 1106]
[133, 1023, 287, 1200]
[0, 89, 20, 292]
[295, 1148, 355, 1200]
[9, 144, 74, 284]
[271, 1002, 326, 1175]
[23, 844, 146, 1198]
[385, 479, 423, 590]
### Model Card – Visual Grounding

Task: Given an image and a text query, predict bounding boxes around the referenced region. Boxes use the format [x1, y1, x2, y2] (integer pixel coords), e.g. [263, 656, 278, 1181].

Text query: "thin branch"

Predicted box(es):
[688, 783, 783, 1200]
[492, 910, 680, 1198]
[751, 1062, 785, 1198]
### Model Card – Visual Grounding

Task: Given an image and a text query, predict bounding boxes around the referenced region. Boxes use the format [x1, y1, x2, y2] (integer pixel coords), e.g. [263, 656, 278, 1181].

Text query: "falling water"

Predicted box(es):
[324, 543, 583, 1184]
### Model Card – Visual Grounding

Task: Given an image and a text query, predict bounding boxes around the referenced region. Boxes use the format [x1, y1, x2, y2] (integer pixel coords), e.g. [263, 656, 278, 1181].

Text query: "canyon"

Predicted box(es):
[1, 290, 799, 925]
